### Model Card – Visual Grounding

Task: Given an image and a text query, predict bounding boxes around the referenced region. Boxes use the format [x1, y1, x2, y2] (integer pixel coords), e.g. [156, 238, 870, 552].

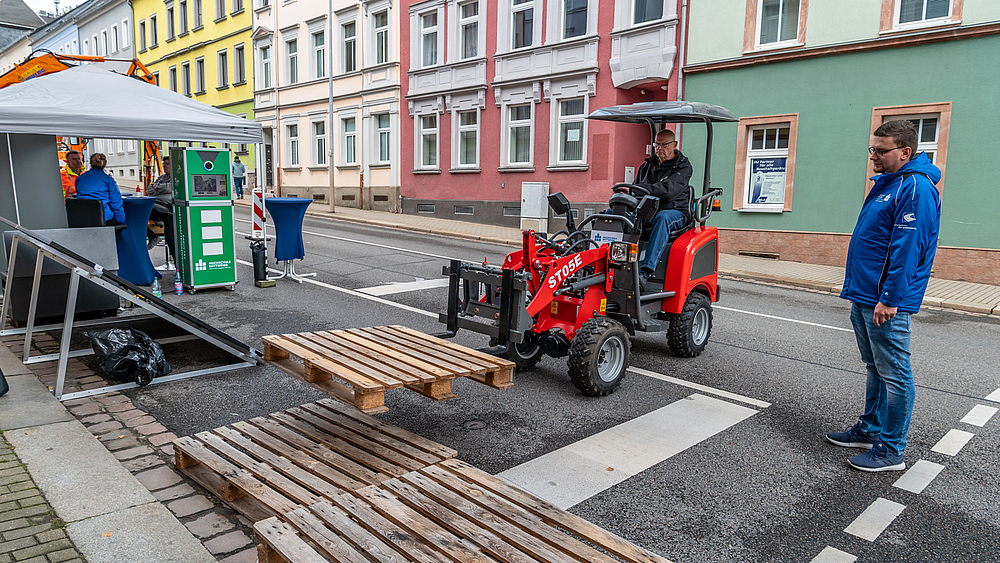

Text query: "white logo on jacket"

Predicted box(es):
[903, 213, 915, 222]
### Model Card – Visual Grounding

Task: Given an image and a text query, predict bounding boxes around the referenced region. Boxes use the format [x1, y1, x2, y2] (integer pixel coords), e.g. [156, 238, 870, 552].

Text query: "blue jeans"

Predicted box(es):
[234, 177, 244, 198]
[850, 302, 914, 456]
[641, 209, 687, 272]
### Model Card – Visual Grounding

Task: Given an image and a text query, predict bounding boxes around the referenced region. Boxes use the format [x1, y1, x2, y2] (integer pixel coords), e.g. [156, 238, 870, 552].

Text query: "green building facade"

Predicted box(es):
[681, 0, 1000, 284]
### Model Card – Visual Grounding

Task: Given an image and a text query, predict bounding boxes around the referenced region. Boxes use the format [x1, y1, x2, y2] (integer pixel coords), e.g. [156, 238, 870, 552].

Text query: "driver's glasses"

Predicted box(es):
[868, 146, 903, 157]
[654, 142, 676, 148]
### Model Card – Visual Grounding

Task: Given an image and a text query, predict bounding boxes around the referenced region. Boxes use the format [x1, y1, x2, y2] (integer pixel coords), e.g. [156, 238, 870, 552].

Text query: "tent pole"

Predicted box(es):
[7, 134, 20, 225]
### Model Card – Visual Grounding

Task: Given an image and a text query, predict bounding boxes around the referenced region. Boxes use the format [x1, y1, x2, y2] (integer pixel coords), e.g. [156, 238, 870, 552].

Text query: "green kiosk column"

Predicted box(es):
[172, 148, 237, 293]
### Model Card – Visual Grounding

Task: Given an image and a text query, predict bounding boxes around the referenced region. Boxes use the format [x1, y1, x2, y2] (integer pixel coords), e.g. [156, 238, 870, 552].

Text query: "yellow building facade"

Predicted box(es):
[132, 0, 255, 173]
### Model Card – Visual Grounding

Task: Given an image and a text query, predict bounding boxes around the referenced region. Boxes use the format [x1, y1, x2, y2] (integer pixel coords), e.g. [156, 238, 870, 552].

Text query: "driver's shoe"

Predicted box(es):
[638, 269, 650, 292]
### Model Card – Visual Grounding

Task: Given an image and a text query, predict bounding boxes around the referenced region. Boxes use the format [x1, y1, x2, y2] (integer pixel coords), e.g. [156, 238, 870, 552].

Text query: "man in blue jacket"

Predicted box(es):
[74, 153, 127, 226]
[827, 120, 941, 472]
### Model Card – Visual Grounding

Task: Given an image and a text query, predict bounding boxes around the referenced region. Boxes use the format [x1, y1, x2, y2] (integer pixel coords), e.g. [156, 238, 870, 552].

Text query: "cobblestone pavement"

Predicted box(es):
[0, 432, 86, 563]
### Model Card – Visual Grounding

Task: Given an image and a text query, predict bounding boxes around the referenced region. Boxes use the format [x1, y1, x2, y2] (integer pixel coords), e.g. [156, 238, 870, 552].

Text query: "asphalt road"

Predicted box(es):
[126, 207, 1000, 563]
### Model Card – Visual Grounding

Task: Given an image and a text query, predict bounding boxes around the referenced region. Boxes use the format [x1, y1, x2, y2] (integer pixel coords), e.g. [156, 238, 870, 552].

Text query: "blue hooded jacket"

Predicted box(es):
[74, 169, 127, 225]
[840, 152, 941, 314]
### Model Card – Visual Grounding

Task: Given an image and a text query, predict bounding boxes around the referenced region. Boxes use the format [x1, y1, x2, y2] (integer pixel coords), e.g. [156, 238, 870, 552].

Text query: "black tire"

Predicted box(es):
[568, 317, 630, 396]
[667, 292, 712, 357]
[489, 334, 545, 372]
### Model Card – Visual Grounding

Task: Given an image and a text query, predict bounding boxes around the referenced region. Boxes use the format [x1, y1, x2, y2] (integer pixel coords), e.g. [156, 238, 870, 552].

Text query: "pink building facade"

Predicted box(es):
[401, 0, 684, 228]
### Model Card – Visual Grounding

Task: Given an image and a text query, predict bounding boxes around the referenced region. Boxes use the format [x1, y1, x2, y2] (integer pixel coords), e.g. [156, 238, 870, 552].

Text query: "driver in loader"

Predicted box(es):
[634, 129, 693, 290]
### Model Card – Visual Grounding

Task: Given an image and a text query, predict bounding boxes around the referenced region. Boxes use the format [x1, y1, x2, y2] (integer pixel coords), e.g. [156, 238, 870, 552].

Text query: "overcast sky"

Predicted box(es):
[24, 0, 79, 14]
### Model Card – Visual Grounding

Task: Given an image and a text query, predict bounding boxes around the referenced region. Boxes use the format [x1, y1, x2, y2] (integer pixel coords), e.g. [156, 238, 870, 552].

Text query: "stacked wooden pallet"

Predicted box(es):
[253, 459, 674, 563]
[261, 325, 514, 414]
[173, 399, 457, 522]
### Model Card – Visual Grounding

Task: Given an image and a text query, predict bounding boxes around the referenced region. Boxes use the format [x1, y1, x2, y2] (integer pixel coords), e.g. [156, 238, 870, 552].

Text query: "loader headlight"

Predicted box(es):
[609, 242, 637, 264]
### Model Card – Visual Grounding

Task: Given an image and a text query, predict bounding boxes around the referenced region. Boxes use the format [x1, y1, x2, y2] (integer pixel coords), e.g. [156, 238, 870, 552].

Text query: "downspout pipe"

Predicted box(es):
[327, 0, 335, 212]
[677, 0, 689, 144]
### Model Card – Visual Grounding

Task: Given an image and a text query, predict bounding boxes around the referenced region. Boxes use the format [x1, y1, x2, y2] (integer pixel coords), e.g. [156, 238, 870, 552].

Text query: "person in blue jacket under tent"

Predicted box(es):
[827, 120, 942, 472]
[73, 153, 127, 226]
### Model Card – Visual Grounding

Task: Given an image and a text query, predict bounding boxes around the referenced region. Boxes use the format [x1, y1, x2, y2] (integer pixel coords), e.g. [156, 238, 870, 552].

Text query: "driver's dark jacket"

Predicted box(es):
[635, 151, 693, 221]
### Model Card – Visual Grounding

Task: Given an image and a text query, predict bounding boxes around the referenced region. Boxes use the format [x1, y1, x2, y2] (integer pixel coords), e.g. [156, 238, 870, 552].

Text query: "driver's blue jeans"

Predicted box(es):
[850, 302, 914, 456]
[641, 209, 687, 272]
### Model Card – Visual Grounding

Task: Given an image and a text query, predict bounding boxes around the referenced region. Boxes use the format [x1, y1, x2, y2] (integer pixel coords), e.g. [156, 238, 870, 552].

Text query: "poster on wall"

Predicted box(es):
[748, 157, 787, 205]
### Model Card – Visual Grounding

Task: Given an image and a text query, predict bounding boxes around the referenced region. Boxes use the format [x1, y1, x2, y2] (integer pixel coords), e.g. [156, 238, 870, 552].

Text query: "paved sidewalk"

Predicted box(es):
[243, 201, 1000, 316]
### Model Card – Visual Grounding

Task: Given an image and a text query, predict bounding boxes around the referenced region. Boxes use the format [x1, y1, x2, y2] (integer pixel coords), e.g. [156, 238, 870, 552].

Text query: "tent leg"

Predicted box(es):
[0, 238, 18, 334]
[21, 250, 45, 362]
[54, 269, 81, 401]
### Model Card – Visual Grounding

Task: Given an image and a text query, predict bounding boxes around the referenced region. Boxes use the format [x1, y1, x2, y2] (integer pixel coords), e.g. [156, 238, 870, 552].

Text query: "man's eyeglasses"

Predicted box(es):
[868, 146, 904, 157]
[654, 141, 676, 148]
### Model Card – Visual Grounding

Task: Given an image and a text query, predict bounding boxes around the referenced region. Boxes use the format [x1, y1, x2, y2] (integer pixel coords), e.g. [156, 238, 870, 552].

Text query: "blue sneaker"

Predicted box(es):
[848, 443, 905, 472]
[826, 423, 881, 449]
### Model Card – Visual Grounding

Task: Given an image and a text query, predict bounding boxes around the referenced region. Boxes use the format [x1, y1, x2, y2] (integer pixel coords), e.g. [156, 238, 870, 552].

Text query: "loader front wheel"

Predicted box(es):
[490, 334, 545, 372]
[568, 317, 630, 396]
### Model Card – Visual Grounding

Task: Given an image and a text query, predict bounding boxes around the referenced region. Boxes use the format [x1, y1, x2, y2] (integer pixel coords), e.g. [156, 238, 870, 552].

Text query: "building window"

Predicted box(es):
[421, 12, 438, 67]
[312, 30, 326, 79]
[167, 6, 175, 39]
[150, 15, 158, 46]
[732, 114, 798, 212]
[313, 120, 327, 166]
[233, 44, 245, 83]
[259, 45, 271, 87]
[557, 97, 586, 163]
[373, 10, 389, 65]
[122, 20, 130, 48]
[459, 2, 478, 59]
[376, 114, 391, 163]
[216, 0, 225, 19]
[343, 22, 356, 72]
[418, 114, 438, 168]
[286, 39, 298, 84]
[102, 30, 108, 55]
[633, 0, 662, 25]
[287, 124, 299, 167]
[152, 71, 159, 86]
[897, 0, 951, 26]
[179, 0, 188, 33]
[343, 117, 357, 165]
[217, 49, 228, 87]
[195, 57, 205, 93]
[758, 0, 798, 46]
[232, 0, 243, 12]
[181, 62, 191, 96]
[507, 103, 532, 165]
[112, 25, 119, 52]
[139, 20, 147, 51]
[169, 66, 177, 91]
[194, 0, 203, 27]
[456, 109, 478, 168]
[867, 102, 951, 194]
[512, 0, 533, 49]
[564, 0, 587, 38]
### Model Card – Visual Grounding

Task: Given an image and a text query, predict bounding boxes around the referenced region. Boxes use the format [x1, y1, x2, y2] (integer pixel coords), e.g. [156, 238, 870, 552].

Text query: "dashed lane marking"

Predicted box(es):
[960, 404, 999, 427]
[714, 306, 854, 333]
[628, 366, 772, 408]
[497, 393, 759, 510]
[844, 497, 906, 542]
[810, 546, 857, 563]
[892, 460, 945, 494]
[357, 278, 451, 296]
[985, 388, 1000, 403]
[931, 429, 975, 456]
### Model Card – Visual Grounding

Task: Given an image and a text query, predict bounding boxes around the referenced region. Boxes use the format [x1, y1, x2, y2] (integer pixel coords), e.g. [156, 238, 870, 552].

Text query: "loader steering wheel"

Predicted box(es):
[611, 183, 650, 197]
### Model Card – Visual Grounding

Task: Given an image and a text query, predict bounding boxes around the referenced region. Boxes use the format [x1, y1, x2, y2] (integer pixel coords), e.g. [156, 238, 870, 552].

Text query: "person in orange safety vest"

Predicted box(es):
[61, 150, 85, 198]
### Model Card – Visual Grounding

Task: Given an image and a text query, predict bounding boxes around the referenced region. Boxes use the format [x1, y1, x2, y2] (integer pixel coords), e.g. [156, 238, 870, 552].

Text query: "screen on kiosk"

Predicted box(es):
[191, 174, 229, 198]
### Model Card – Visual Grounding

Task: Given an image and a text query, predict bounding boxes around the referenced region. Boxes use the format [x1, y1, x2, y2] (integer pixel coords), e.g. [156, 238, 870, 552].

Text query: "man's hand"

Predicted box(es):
[873, 302, 897, 326]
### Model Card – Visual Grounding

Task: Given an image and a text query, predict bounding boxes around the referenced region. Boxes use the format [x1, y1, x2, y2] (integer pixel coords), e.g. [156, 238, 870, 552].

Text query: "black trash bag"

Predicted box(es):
[87, 328, 171, 386]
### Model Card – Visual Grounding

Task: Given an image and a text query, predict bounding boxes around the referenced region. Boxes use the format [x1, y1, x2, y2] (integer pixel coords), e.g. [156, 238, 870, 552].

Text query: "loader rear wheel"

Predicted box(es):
[489, 334, 545, 372]
[568, 317, 630, 396]
[667, 292, 712, 357]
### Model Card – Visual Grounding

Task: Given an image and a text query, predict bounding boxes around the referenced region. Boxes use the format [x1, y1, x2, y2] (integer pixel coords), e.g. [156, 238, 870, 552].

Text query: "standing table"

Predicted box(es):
[116, 196, 160, 285]
[265, 198, 315, 283]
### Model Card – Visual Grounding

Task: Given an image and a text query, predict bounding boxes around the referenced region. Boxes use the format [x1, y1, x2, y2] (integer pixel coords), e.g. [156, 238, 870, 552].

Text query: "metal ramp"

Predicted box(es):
[0, 217, 259, 401]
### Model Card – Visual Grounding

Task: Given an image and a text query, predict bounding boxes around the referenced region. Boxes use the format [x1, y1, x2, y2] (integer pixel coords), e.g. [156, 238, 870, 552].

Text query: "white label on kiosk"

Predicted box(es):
[202, 226, 223, 239]
[591, 230, 625, 246]
[203, 242, 224, 255]
[201, 209, 223, 223]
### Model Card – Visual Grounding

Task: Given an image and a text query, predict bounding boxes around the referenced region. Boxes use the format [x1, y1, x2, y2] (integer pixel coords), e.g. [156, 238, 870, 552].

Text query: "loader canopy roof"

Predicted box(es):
[587, 102, 737, 124]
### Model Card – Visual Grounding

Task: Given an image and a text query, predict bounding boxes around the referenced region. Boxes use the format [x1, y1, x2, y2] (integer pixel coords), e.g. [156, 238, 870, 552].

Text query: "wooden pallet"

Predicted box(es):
[254, 458, 674, 563]
[262, 325, 514, 414]
[173, 399, 457, 522]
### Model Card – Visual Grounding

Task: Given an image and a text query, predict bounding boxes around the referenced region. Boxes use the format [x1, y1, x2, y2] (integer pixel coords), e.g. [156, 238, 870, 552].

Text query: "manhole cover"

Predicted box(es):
[463, 420, 487, 430]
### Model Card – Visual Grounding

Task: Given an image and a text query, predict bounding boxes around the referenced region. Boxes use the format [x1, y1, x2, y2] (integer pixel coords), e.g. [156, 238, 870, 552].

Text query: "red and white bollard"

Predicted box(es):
[251, 185, 265, 240]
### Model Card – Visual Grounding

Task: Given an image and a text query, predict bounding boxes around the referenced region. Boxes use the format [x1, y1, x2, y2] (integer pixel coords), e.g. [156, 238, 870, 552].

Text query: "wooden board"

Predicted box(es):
[254, 459, 675, 563]
[173, 399, 457, 522]
[262, 327, 514, 414]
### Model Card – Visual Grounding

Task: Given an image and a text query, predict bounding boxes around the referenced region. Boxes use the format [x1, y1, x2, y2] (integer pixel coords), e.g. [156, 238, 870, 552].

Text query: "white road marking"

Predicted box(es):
[893, 460, 944, 494]
[234, 225, 463, 261]
[497, 393, 759, 510]
[628, 366, 771, 408]
[960, 404, 999, 427]
[714, 306, 854, 333]
[810, 546, 857, 563]
[235, 259, 437, 319]
[357, 278, 451, 296]
[985, 388, 1000, 403]
[931, 429, 975, 456]
[844, 497, 906, 542]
